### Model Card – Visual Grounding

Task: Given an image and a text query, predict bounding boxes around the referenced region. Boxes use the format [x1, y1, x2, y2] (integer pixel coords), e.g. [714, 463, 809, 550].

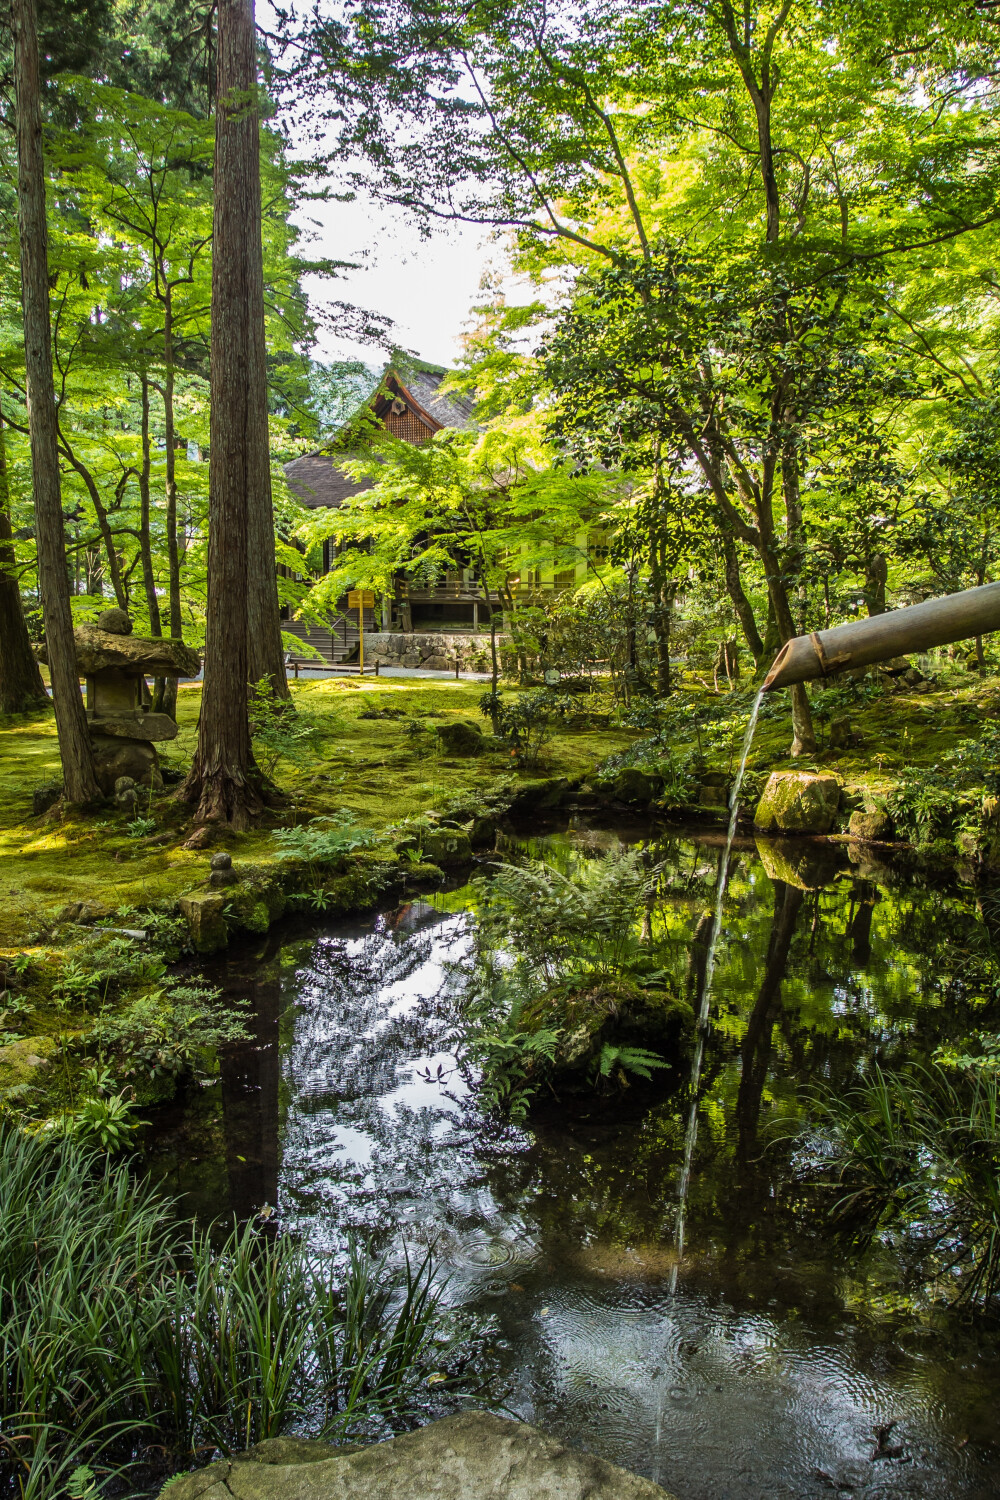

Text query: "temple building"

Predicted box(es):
[281, 360, 594, 667]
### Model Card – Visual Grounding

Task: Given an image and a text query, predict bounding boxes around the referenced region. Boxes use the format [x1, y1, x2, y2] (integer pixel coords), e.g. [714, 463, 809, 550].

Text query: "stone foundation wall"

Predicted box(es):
[364, 631, 503, 672]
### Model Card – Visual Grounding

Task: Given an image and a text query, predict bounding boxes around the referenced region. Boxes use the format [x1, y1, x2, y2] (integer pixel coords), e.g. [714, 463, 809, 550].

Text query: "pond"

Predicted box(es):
[146, 819, 1000, 1500]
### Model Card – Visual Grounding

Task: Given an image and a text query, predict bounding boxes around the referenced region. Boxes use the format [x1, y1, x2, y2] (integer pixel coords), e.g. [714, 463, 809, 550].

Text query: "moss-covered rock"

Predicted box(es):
[754, 771, 841, 834]
[436, 721, 484, 756]
[507, 776, 572, 815]
[419, 828, 473, 865]
[0, 1034, 57, 1097]
[520, 978, 690, 1087]
[613, 768, 662, 804]
[159, 1413, 675, 1500]
[848, 809, 894, 842]
[177, 892, 228, 954]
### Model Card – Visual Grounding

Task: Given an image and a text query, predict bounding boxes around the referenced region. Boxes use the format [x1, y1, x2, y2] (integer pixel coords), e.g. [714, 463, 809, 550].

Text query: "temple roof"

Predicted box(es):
[284, 361, 476, 513]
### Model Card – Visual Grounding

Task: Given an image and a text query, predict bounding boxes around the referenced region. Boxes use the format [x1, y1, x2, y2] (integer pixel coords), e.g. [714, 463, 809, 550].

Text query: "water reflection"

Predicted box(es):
[147, 825, 1000, 1499]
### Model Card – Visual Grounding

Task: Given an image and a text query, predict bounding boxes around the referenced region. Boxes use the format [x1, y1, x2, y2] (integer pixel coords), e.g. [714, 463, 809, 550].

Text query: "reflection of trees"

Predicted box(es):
[216, 937, 282, 1219]
[736, 881, 804, 1172]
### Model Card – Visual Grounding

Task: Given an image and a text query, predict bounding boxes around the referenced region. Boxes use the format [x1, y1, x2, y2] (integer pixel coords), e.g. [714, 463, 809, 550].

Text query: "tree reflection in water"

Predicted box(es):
[145, 825, 1000, 1498]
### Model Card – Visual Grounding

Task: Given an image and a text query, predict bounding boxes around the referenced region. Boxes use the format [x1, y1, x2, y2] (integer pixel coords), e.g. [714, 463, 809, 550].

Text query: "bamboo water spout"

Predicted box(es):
[763, 582, 1000, 692]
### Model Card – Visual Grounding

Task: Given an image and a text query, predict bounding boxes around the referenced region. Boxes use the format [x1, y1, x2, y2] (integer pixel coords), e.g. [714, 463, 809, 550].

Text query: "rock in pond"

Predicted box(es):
[396, 826, 474, 865]
[754, 771, 841, 834]
[613, 767, 662, 803]
[160, 1413, 675, 1500]
[177, 891, 228, 953]
[847, 809, 894, 842]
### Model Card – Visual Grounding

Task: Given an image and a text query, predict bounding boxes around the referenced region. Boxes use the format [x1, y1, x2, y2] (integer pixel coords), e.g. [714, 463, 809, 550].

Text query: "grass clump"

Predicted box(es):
[0, 1130, 467, 1500]
[798, 1061, 1000, 1308]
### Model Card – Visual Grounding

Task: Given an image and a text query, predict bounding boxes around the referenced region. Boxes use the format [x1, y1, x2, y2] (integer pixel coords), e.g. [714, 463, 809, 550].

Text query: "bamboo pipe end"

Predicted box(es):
[762, 642, 794, 692]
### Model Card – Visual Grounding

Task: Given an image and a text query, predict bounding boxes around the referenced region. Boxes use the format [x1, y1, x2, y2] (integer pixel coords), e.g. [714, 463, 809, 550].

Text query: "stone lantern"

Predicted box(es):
[43, 608, 202, 794]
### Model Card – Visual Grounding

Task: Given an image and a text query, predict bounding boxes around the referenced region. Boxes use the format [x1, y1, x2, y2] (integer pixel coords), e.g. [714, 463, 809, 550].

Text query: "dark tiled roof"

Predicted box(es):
[284, 361, 477, 512]
[283, 453, 371, 511]
[403, 368, 477, 429]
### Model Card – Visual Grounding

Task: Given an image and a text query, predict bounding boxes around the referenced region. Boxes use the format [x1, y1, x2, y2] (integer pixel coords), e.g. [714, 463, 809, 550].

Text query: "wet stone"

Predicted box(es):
[849, 809, 894, 842]
[160, 1415, 675, 1500]
[754, 771, 841, 834]
[177, 891, 228, 953]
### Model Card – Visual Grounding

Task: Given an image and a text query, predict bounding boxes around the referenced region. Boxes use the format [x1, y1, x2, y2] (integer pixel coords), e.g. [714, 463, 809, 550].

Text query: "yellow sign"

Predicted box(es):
[347, 590, 376, 674]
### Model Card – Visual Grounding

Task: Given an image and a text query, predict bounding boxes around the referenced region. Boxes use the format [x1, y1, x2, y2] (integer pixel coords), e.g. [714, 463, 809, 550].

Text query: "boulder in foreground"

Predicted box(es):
[161, 1412, 676, 1500]
[754, 771, 841, 834]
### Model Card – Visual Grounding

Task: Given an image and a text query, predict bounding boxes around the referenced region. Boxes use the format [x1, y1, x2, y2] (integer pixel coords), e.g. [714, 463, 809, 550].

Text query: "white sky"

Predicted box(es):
[294, 190, 495, 370]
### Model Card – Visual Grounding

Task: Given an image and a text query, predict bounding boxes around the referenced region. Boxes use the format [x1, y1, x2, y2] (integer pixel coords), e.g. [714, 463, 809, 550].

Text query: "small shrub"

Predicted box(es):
[126, 816, 157, 840]
[83, 982, 249, 1083]
[249, 678, 332, 781]
[272, 813, 376, 871]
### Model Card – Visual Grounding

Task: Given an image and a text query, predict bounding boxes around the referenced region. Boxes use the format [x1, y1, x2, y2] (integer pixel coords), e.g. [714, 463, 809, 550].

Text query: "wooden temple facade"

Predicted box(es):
[281, 363, 591, 666]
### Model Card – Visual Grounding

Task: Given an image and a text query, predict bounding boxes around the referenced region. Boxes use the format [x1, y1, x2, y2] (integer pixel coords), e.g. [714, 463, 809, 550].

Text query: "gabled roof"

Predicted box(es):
[282, 452, 370, 511]
[284, 360, 476, 512]
[398, 367, 477, 430]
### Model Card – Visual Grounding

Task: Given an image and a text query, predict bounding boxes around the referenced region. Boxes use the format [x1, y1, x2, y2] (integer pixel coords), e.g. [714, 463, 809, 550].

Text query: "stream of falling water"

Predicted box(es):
[670, 683, 767, 1290]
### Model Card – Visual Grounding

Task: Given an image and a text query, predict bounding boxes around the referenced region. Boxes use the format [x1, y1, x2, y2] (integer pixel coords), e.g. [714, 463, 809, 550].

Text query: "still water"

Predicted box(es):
[148, 821, 1000, 1499]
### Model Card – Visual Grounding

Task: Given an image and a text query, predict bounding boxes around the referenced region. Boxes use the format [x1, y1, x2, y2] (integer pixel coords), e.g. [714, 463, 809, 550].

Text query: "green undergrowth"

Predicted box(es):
[0, 677, 635, 951]
[0, 1129, 475, 1500]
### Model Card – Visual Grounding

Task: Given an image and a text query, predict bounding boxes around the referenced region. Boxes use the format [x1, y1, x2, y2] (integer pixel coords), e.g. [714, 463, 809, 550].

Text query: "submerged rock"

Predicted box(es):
[754, 771, 841, 834]
[160, 1413, 675, 1500]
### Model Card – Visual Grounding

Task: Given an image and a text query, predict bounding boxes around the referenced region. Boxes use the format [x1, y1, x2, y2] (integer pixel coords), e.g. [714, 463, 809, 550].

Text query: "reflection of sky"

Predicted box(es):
[269, 848, 1000, 1499]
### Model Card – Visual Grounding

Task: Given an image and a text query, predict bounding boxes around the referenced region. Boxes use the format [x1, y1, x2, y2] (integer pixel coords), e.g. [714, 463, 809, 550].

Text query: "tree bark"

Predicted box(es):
[0, 410, 49, 714]
[865, 552, 888, 616]
[137, 372, 162, 637]
[12, 0, 99, 800]
[180, 0, 267, 827]
[162, 295, 182, 643]
[241, 41, 289, 703]
[720, 525, 764, 665]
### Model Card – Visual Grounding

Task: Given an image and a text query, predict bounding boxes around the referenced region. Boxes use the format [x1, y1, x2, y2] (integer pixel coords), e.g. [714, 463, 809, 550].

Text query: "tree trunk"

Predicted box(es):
[760, 539, 817, 756]
[720, 525, 764, 665]
[180, 0, 267, 827]
[241, 43, 289, 704]
[651, 571, 676, 695]
[138, 372, 162, 637]
[865, 552, 888, 616]
[163, 294, 182, 642]
[12, 0, 99, 800]
[0, 410, 49, 714]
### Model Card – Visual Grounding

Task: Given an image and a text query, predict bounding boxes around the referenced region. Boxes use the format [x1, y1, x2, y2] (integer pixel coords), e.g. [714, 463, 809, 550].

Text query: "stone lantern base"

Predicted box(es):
[89, 735, 163, 796]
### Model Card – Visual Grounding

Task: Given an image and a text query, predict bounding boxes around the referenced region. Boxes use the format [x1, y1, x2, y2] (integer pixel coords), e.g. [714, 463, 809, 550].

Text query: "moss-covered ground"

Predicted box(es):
[0, 675, 637, 952]
[4, 662, 1000, 1126]
[5, 664, 1000, 954]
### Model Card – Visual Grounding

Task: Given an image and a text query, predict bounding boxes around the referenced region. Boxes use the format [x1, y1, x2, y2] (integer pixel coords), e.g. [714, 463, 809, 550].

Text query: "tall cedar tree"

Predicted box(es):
[181, 0, 271, 825]
[0, 410, 48, 713]
[11, 0, 99, 797]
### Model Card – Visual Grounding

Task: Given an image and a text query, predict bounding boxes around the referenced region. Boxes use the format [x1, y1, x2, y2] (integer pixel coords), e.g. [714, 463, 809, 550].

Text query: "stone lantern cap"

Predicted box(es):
[38, 609, 201, 746]
[38, 609, 202, 678]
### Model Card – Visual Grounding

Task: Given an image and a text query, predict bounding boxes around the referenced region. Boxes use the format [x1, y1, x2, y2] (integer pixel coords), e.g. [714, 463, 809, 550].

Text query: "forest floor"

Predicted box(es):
[2, 663, 999, 953]
[2, 664, 999, 1125]
[0, 675, 631, 952]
